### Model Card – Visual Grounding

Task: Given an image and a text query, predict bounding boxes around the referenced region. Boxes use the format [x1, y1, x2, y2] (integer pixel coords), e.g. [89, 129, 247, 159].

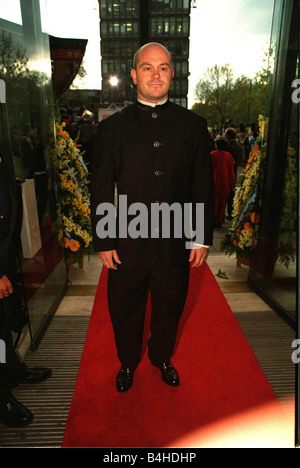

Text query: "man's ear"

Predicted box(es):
[171, 69, 174, 80]
[131, 69, 137, 85]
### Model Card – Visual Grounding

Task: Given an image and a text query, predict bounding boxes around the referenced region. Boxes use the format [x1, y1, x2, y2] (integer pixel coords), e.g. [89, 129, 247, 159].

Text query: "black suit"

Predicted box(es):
[91, 100, 214, 368]
[0, 145, 27, 403]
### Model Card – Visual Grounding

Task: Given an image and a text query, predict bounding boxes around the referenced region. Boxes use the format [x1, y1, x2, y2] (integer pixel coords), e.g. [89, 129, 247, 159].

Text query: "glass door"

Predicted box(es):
[0, 0, 68, 349]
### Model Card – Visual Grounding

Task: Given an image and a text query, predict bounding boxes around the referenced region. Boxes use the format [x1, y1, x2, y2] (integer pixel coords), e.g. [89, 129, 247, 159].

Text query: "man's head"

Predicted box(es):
[131, 42, 174, 104]
[215, 137, 228, 151]
[225, 127, 237, 141]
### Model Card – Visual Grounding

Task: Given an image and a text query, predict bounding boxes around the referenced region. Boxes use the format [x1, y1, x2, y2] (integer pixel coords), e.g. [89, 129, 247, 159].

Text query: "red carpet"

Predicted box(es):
[62, 263, 282, 448]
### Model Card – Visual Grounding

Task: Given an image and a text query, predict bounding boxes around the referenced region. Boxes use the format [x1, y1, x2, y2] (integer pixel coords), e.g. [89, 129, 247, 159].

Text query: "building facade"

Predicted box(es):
[99, 0, 191, 108]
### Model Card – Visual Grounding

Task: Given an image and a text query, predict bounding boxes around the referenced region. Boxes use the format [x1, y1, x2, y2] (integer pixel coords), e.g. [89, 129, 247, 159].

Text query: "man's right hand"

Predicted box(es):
[99, 250, 121, 270]
[0, 275, 14, 299]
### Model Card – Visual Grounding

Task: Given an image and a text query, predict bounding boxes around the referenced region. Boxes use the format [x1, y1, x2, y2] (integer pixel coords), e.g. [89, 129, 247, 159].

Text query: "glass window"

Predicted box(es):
[248, 0, 298, 326]
[107, 0, 113, 16]
[101, 21, 107, 36]
[133, 21, 139, 34]
[103, 59, 108, 74]
[113, 1, 120, 16]
[114, 22, 120, 34]
[157, 19, 163, 35]
[132, 0, 140, 16]
[0, 0, 68, 347]
[154, 0, 164, 13]
[100, 2, 107, 18]
[119, 0, 126, 16]
[151, 18, 156, 35]
[170, 18, 176, 34]
[175, 62, 181, 74]
[183, 18, 189, 34]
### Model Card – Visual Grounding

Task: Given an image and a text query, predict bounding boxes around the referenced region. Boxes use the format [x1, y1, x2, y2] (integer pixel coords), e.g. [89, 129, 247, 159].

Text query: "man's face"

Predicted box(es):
[131, 45, 174, 104]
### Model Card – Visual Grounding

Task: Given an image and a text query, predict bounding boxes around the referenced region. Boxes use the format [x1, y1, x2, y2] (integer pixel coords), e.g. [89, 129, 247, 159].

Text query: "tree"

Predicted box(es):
[70, 61, 88, 89]
[192, 49, 274, 129]
[0, 30, 28, 78]
[194, 64, 234, 128]
[0, 31, 50, 132]
[252, 46, 274, 118]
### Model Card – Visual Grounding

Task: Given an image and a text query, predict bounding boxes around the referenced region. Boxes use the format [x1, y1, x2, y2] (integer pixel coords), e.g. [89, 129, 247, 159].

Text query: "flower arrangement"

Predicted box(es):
[53, 122, 93, 266]
[220, 115, 267, 260]
[221, 115, 296, 268]
[277, 144, 297, 267]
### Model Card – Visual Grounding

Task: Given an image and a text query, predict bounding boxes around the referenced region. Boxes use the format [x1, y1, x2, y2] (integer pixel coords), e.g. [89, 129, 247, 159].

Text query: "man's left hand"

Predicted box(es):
[189, 246, 209, 268]
[0, 275, 14, 299]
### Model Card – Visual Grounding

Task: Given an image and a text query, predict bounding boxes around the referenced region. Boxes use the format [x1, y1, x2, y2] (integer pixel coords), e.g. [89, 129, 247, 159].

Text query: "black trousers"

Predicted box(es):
[107, 257, 190, 369]
[0, 296, 27, 403]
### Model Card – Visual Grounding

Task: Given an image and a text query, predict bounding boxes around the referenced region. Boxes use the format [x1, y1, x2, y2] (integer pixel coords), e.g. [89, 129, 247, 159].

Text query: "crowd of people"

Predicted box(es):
[60, 107, 98, 173]
[209, 127, 255, 228]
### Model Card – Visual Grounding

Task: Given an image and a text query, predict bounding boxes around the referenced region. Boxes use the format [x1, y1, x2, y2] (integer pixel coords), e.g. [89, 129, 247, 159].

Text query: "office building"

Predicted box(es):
[99, 0, 191, 107]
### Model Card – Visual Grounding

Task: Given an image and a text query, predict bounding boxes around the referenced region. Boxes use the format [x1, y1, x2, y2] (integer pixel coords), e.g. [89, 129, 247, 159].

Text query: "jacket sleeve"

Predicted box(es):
[191, 117, 215, 246]
[0, 224, 11, 280]
[90, 119, 117, 253]
[0, 176, 11, 279]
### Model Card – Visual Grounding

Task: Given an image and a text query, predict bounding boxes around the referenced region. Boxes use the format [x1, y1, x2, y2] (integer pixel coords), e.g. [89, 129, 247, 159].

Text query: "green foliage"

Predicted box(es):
[0, 31, 51, 132]
[191, 48, 274, 127]
[220, 116, 296, 269]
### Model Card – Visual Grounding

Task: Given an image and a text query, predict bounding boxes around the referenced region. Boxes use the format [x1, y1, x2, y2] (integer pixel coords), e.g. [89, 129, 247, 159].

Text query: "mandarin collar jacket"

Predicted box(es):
[90, 100, 214, 268]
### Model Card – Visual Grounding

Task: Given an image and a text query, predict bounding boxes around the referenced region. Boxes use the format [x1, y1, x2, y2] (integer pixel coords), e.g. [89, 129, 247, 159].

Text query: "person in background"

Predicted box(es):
[224, 127, 242, 220]
[244, 129, 255, 161]
[211, 137, 236, 227]
[0, 144, 52, 428]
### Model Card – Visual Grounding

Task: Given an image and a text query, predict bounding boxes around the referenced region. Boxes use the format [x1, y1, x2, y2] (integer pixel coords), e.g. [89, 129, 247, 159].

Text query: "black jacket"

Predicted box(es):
[91, 100, 214, 268]
[0, 144, 17, 281]
[227, 140, 242, 176]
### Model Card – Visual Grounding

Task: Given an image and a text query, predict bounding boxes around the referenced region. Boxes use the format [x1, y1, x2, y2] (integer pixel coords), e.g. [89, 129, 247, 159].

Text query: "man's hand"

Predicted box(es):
[0, 275, 14, 299]
[99, 250, 121, 270]
[189, 246, 209, 268]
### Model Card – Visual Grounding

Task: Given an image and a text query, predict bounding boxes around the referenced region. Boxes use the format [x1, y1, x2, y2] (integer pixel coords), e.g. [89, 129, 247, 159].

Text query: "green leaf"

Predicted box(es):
[216, 269, 229, 279]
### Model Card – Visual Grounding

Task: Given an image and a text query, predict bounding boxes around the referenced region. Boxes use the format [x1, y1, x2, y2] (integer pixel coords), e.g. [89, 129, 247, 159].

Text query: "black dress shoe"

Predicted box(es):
[157, 362, 180, 387]
[10, 367, 52, 387]
[116, 367, 134, 393]
[0, 395, 34, 427]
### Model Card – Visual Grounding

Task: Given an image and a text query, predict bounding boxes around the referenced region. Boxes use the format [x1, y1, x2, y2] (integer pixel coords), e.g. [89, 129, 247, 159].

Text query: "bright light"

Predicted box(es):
[109, 76, 119, 87]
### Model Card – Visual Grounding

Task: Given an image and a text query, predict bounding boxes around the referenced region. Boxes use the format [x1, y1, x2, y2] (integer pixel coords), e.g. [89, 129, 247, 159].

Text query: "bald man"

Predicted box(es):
[91, 43, 214, 392]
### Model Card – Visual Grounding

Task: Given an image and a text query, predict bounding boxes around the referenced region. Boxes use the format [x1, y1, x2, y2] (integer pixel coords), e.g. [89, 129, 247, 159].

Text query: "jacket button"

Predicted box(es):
[154, 170, 162, 177]
[152, 112, 158, 119]
[153, 141, 161, 148]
